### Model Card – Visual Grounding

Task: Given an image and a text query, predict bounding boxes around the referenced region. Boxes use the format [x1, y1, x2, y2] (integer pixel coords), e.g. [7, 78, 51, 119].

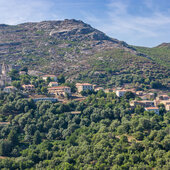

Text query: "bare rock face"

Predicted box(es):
[0, 19, 139, 75]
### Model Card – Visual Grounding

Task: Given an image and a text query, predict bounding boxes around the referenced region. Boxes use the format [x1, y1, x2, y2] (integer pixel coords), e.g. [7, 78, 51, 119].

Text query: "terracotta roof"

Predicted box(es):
[137, 100, 154, 103]
[49, 82, 58, 84]
[145, 107, 159, 110]
[48, 86, 70, 90]
[0, 122, 10, 125]
[159, 94, 169, 97]
[116, 90, 127, 92]
[95, 87, 103, 89]
[4, 86, 16, 89]
[42, 75, 57, 77]
[76, 83, 92, 86]
[22, 84, 34, 87]
[136, 91, 143, 93]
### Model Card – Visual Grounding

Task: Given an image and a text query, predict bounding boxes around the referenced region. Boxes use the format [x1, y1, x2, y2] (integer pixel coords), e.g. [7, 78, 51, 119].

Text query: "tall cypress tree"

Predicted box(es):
[33, 130, 41, 145]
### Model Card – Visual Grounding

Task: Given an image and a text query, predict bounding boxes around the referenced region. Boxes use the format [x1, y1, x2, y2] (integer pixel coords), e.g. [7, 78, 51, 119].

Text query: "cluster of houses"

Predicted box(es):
[106, 88, 170, 114]
[46, 79, 170, 115]
[3, 77, 170, 115]
[93, 86, 170, 114]
[0, 64, 169, 115]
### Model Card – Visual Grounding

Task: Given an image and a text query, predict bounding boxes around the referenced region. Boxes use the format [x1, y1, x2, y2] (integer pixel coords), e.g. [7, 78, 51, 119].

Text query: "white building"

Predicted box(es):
[94, 87, 104, 92]
[145, 107, 159, 114]
[48, 82, 59, 87]
[3, 86, 17, 93]
[76, 83, 93, 93]
[22, 84, 35, 91]
[166, 104, 170, 111]
[116, 90, 127, 97]
[41, 75, 58, 82]
[19, 71, 26, 75]
[48, 86, 71, 96]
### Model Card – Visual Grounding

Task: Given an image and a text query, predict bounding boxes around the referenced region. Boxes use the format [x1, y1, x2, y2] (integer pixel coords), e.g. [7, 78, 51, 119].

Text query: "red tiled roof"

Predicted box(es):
[49, 82, 58, 84]
[160, 95, 169, 97]
[116, 90, 127, 92]
[48, 86, 70, 90]
[42, 75, 57, 77]
[5, 86, 16, 89]
[76, 83, 92, 86]
[22, 84, 34, 87]
[138, 100, 154, 103]
[95, 87, 103, 89]
[145, 107, 159, 110]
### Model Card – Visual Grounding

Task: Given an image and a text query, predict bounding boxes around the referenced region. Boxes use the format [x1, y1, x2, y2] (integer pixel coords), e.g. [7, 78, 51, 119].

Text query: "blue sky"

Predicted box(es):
[0, 0, 170, 47]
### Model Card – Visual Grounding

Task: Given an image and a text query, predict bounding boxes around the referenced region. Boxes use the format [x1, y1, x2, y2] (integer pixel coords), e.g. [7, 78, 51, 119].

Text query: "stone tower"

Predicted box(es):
[0, 62, 12, 87]
[2, 62, 8, 75]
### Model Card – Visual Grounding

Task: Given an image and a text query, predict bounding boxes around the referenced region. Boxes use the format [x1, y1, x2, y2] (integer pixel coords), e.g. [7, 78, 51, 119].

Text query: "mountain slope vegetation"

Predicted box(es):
[133, 43, 170, 68]
[0, 19, 169, 88]
[0, 19, 170, 170]
[0, 92, 169, 169]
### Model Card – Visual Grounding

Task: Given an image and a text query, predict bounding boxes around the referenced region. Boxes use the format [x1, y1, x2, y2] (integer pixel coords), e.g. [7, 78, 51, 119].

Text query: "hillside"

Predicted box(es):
[133, 43, 170, 68]
[0, 19, 134, 73]
[0, 91, 169, 169]
[0, 19, 169, 88]
[0, 19, 170, 170]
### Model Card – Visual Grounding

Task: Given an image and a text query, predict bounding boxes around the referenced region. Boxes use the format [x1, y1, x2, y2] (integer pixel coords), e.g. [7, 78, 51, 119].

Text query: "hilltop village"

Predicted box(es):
[0, 62, 169, 169]
[0, 63, 169, 115]
[0, 17, 169, 169]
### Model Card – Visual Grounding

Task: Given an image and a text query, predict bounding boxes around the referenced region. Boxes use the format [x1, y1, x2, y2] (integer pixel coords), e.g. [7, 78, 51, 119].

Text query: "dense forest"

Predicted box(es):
[0, 91, 169, 169]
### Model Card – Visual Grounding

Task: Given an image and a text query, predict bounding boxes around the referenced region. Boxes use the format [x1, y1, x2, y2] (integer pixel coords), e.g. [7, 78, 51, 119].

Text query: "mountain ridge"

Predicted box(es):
[0, 19, 139, 72]
[0, 19, 169, 88]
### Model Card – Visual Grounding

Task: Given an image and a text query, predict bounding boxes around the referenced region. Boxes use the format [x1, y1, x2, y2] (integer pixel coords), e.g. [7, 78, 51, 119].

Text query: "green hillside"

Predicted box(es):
[0, 19, 170, 170]
[133, 43, 170, 68]
[76, 49, 169, 89]
[0, 91, 169, 169]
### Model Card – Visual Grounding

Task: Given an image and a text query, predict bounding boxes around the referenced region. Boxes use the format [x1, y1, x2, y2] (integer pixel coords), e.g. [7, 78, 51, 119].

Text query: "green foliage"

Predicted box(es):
[41, 86, 47, 94]
[8, 69, 19, 80]
[20, 66, 28, 73]
[12, 81, 21, 89]
[77, 49, 169, 89]
[0, 140, 12, 156]
[33, 130, 41, 145]
[151, 81, 164, 89]
[63, 82, 76, 93]
[58, 74, 65, 84]
[96, 90, 106, 98]
[124, 91, 135, 100]
[7, 129, 18, 146]
[0, 92, 169, 169]
[134, 45, 170, 68]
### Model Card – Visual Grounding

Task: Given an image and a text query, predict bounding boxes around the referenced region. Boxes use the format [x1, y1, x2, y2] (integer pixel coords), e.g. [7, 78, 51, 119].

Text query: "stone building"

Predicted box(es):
[48, 86, 71, 97]
[0, 62, 21, 87]
[0, 62, 12, 87]
[76, 83, 93, 93]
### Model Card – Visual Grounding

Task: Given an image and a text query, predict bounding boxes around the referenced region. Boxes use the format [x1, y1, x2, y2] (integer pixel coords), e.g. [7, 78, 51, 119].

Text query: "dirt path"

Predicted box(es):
[116, 134, 140, 143]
